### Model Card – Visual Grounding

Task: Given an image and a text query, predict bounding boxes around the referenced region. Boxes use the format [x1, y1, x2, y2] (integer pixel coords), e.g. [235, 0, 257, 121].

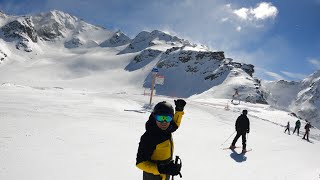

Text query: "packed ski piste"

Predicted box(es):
[1, 85, 319, 180]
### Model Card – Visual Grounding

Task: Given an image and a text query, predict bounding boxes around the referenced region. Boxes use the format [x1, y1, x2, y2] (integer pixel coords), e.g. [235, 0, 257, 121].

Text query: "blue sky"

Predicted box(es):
[0, 0, 319, 81]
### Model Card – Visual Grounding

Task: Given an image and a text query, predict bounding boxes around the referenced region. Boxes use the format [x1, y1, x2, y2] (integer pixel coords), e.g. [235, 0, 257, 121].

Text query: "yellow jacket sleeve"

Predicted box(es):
[173, 111, 184, 127]
[136, 161, 160, 175]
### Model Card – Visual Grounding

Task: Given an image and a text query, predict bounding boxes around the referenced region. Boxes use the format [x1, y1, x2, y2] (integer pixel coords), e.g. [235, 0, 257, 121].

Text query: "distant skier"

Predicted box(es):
[284, 121, 290, 135]
[230, 110, 250, 153]
[292, 119, 301, 136]
[302, 121, 312, 141]
[231, 89, 240, 105]
[136, 99, 186, 180]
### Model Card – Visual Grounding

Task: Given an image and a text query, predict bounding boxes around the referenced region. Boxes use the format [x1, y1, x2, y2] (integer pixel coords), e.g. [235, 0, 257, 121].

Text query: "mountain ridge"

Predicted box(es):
[1, 9, 320, 128]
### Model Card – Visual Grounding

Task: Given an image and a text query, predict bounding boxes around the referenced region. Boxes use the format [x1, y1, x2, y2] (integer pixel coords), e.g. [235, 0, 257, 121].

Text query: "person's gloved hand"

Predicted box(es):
[247, 129, 250, 133]
[157, 161, 181, 176]
[174, 99, 186, 111]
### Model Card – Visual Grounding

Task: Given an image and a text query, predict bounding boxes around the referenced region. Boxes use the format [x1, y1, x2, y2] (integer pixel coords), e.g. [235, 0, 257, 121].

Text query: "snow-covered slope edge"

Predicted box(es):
[263, 70, 320, 128]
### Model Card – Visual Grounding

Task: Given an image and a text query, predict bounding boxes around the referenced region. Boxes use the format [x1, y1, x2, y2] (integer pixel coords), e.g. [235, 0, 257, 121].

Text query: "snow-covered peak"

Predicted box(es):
[34, 10, 79, 28]
[0, 10, 8, 24]
[0, 10, 7, 19]
[301, 70, 320, 87]
[118, 30, 191, 54]
[31, 10, 80, 40]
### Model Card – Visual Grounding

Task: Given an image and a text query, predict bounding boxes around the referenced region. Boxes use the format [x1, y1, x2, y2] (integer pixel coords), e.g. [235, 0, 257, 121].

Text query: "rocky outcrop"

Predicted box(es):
[100, 31, 131, 47]
[0, 49, 8, 62]
[125, 49, 162, 71]
[1, 17, 37, 52]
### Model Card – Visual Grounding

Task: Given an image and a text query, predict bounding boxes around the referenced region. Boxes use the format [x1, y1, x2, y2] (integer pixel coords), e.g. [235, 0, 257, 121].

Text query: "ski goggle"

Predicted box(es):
[155, 115, 173, 123]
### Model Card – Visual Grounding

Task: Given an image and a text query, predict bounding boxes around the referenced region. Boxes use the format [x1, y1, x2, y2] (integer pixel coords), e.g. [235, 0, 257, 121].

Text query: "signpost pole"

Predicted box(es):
[149, 67, 158, 105]
[149, 73, 156, 105]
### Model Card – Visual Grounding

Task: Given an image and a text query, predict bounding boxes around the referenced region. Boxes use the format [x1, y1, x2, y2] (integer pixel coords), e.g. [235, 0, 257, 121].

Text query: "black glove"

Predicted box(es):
[174, 99, 186, 111]
[158, 161, 181, 176]
[247, 129, 250, 133]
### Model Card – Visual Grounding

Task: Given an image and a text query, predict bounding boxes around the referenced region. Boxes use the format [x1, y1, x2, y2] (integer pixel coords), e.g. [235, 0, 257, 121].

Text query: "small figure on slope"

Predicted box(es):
[292, 119, 301, 136]
[284, 121, 290, 135]
[302, 121, 312, 141]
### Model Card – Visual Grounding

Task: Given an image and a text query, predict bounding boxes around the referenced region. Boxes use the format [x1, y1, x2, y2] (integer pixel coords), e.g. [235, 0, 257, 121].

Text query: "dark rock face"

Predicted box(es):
[64, 37, 82, 48]
[100, 31, 131, 47]
[1, 17, 38, 52]
[36, 22, 64, 41]
[125, 49, 162, 71]
[195, 51, 225, 61]
[1, 18, 38, 42]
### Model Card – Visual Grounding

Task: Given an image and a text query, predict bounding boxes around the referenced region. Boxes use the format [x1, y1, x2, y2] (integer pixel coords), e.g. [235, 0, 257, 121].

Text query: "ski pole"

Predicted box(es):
[221, 131, 236, 146]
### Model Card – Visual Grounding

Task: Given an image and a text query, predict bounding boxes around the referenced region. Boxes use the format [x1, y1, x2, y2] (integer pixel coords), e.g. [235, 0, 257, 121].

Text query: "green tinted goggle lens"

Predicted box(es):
[155, 115, 173, 123]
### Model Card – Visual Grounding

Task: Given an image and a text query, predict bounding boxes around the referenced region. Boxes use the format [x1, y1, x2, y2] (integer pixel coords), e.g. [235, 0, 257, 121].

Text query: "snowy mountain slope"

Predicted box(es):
[0, 10, 266, 104]
[262, 80, 301, 109]
[262, 71, 320, 128]
[0, 39, 9, 63]
[125, 45, 265, 102]
[0, 85, 319, 180]
[0, 10, 130, 51]
[290, 70, 320, 127]
[118, 30, 191, 54]
[3, 9, 320, 128]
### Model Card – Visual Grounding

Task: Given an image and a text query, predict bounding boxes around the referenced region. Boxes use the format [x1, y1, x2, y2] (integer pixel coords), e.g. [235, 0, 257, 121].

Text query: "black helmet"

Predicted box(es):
[242, 110, 248, 115]
[153, 101, 174, 116]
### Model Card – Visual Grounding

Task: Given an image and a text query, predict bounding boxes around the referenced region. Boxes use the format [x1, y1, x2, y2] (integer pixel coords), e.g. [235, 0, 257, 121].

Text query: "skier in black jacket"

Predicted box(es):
[230, 110, 250, 153]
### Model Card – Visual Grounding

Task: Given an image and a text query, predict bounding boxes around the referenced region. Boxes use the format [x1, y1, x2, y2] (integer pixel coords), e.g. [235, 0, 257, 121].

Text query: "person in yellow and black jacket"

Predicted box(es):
[136, 99, 186, 180]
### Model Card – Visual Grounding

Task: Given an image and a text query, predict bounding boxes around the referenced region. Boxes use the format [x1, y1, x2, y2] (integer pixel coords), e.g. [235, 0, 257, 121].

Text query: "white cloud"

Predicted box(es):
[236, 26, 242, 31]
[252, 2, 278, 19]
[281, 71, 307, 80]
[234, 8, 249, 20]
[265, 71, 285, 80]
[233, 2, 278, 21]
[309, 58, 320, 69]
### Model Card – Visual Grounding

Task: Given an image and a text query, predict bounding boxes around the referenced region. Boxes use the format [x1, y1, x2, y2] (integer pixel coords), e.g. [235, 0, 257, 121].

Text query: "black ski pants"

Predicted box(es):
[293, 127, 300, 135]
[303, 130, 310, 141]
[284, 127, 290, 134]
[143, 172, 170, 180]
[231, 131, 247, 149]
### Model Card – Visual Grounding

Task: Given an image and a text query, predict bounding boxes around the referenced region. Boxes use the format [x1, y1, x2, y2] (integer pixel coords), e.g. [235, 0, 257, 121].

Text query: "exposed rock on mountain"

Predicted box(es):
[1, 17, 37, 52]
[127, 45, 266, 103]
[125, 49, 162, 71]
[0, 49, 7, 62]
[100, 31, 131, 47]
[118, 30, 191, 54]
